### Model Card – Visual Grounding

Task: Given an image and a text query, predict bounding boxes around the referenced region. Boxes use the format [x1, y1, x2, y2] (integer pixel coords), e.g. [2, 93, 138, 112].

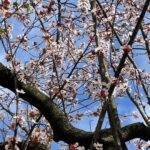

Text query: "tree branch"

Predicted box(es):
[0, 63, 150, 149]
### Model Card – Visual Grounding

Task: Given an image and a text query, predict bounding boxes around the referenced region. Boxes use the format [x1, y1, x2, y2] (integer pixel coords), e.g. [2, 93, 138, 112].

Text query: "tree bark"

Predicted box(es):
[0, 141, 49, 150]
[0, 63, 150, 149]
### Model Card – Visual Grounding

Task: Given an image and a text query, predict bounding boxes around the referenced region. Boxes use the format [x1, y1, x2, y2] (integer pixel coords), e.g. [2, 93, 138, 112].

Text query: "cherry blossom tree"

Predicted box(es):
[0, 0, 150, 149]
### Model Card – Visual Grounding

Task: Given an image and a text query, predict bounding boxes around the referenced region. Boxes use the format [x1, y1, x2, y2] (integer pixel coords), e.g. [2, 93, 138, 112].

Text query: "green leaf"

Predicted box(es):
[24, 3, 32, 13]
[0, 28, 6, 33]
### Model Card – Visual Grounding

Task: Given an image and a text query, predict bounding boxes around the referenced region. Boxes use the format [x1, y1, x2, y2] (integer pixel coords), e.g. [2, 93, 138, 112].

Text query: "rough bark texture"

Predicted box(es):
[0, 63, 150, 149]
[0, 142, 48, 150]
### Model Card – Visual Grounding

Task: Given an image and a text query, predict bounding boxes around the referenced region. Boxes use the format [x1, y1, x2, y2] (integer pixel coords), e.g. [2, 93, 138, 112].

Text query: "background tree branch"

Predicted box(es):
[0, 63, 150, 149]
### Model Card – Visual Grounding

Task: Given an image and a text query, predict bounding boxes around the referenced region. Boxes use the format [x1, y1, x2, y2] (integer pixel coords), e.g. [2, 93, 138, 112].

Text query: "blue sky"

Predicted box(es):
[0, 1, 150, 150]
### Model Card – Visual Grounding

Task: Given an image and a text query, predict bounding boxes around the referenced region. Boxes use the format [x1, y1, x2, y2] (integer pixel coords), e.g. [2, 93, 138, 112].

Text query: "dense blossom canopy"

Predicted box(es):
[0, 0, 150, 149]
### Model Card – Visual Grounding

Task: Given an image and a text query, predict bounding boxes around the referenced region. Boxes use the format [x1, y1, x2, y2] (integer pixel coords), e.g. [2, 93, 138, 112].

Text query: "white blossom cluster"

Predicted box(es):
[77, 0, 90, 14]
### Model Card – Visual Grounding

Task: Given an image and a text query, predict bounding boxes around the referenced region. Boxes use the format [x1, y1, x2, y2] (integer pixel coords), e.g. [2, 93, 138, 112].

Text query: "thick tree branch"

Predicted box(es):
[0, 141, 49, 150]
[90, 1, 126, 149]
[0, 63, 92, 147]
[0, 63, 150, 149]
